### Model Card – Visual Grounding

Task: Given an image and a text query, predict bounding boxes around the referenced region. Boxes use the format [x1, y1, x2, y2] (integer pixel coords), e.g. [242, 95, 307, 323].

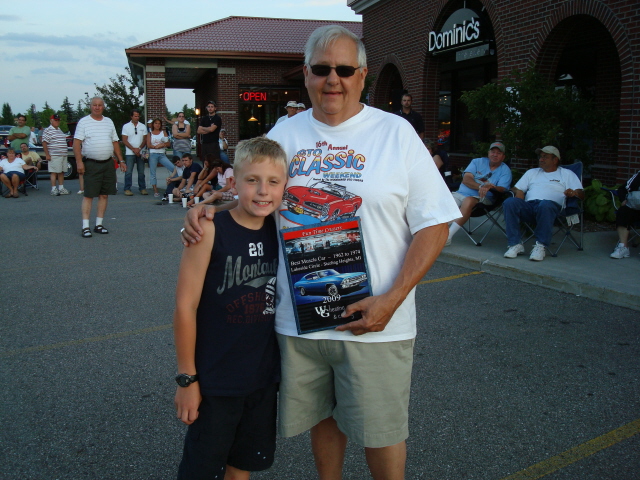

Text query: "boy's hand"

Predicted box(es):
[175, 384, 202, 425]
[181, 204, 215, 246]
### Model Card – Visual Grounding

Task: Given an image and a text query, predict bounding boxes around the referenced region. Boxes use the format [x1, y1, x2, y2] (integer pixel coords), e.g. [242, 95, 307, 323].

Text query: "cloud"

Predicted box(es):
[0, 33, 130, 50]
[0, 15, 20, 21]
[31, 66, 68, 75]
[6, 49, 79, 63]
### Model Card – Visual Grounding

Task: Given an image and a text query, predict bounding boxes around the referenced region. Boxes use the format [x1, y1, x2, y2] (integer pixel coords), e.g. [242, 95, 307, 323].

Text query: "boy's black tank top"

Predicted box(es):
[196, 211, 280, 396]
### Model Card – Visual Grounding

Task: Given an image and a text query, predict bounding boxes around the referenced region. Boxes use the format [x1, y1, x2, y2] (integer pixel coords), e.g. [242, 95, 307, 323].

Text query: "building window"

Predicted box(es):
[238, 87, 300, 140]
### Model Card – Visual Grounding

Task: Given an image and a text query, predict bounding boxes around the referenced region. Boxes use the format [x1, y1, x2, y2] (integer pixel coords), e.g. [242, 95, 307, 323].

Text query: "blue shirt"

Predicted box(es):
[457, 157, 512, 200]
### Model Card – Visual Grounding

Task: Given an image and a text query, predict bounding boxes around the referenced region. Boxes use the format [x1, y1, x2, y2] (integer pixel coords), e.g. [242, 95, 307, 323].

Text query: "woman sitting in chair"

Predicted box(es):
[0, 148, 36, 198]
[610, 171, 640, 259]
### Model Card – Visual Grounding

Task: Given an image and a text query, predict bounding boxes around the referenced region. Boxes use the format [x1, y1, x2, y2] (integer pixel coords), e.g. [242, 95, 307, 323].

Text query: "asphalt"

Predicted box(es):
[1, 169, 639, 479]
[437, 215, 640, 312]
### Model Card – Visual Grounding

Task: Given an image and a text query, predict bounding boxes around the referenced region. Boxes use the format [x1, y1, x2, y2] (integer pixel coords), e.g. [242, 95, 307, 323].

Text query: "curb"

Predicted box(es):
[437, 251, 640, 312]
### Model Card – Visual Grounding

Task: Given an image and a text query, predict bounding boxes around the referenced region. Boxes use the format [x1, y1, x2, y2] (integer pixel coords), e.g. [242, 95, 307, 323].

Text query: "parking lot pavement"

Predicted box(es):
[1, 172, 638, 479]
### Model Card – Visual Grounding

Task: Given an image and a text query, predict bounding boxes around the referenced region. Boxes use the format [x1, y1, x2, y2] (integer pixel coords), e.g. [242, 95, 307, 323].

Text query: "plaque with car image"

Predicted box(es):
[280, 218, 372, 334]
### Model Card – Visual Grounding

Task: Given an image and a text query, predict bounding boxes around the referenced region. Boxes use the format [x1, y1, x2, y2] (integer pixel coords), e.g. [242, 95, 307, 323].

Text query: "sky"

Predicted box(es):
[0, 0, 360, 117]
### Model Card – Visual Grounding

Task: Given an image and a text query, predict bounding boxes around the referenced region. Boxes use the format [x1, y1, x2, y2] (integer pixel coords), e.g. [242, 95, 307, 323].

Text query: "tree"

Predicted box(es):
[94, 67, 144, 134]
[60, 96, 75, 122]
[180, 104, 197, 125]
[25, 103, 39, 128]
[1, 102, 14, 125]
[460, 68, 618, 169]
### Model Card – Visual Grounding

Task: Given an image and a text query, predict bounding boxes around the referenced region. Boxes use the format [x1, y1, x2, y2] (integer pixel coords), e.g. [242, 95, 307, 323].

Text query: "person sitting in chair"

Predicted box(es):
[610, 171, 640, 259]
[503, 146, 583, 262]
[446, 142, 512, 245]
[0, 148, 36, 198]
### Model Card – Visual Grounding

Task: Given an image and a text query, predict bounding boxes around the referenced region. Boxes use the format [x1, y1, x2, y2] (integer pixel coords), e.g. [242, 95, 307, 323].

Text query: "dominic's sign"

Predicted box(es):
[429, 17, 480, 52]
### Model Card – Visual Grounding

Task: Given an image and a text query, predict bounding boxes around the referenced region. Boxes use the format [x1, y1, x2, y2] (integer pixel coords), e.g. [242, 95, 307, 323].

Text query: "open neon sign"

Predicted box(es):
[242, 91, 267, 102]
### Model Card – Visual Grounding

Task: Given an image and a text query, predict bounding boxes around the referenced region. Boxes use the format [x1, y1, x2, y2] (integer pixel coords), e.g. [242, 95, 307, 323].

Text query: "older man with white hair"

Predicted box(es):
[73, 97, 125, 238]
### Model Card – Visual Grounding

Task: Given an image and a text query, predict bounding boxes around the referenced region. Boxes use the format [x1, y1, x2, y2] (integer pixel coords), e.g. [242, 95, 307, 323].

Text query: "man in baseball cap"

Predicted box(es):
[446, 141, 512, 245]
[503, 145, 583, 261]
[297, 103, 306, 112]
[275, 101, 299, 125]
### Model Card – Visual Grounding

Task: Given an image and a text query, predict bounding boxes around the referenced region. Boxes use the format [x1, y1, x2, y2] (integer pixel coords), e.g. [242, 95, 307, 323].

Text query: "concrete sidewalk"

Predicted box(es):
[437, 216, 640, 311]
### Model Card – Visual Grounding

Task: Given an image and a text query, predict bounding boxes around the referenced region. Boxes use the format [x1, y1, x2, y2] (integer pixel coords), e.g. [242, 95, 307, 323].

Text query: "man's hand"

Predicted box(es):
[175, 384, 202, 425]
[182, 204, 215, 246]
[119, 162, 127, 173]
[77, 160, 85, 175]
[336, 293, 400, 336]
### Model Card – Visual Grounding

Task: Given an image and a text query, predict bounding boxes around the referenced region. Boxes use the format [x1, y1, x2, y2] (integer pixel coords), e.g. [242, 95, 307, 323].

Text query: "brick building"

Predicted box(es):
[125, 17, 362, 160]
[348, 0, 639, 184]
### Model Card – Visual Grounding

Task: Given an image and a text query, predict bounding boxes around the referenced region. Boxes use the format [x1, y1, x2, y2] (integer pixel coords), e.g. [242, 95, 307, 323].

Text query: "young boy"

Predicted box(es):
[173, 136, 288, 480]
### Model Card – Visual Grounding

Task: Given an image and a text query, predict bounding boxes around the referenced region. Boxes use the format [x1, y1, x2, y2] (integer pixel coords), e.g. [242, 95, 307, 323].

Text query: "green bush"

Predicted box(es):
[583, 179, 620, 222]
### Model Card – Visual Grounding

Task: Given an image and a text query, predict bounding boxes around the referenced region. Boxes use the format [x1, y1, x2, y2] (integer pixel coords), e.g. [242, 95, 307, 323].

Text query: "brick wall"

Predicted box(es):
[145, 59, 166, 124]
[360, 0, 639, 184]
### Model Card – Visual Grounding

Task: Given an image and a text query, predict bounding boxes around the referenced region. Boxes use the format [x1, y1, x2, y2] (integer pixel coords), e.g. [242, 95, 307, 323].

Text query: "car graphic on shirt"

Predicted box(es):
[293, 269, 367, 297]
[282, 180, 362, 222]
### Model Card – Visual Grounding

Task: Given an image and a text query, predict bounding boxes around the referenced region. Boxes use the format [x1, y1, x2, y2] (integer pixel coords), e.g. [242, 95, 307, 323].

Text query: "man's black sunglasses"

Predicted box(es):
[309, 65, 360, 77]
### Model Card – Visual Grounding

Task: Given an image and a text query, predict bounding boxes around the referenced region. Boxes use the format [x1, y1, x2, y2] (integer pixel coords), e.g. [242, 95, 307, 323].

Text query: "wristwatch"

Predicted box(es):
[175, 373, 199, 387]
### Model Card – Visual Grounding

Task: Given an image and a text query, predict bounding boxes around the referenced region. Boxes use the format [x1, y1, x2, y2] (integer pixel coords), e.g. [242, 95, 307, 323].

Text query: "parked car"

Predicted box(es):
[0, 125, 14, 147]
[283, 180, 362, 221]
[294, 269, 367, 297]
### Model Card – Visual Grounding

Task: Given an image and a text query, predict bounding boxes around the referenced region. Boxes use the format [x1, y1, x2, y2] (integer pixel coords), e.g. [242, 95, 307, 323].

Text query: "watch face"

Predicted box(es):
[175, 374, 193, 387]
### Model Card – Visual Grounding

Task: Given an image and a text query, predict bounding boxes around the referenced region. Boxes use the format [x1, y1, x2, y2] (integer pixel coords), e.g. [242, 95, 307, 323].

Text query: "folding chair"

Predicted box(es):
[24, 168, 38, 191]
[601, 187, 640, 247]
[0, 174, 28, 196]
[461, 189, 508, 246]
[520, 161, 584, 256]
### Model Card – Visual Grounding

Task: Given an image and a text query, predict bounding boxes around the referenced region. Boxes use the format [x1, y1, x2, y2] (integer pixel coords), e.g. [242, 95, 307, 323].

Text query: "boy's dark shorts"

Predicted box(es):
[177, 382, 278, 479]
[83, 158, 117, 198]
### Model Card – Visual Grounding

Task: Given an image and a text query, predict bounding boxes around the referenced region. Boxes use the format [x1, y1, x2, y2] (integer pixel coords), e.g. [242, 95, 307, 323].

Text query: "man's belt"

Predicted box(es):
[84, 157, 111, 163]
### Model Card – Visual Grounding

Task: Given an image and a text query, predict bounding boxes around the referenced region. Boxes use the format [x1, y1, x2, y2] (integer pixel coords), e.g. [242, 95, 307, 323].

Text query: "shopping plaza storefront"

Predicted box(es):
[126, 3, 638, 182]
[125, 17, 361, 159]
[349, 0, 639, 183]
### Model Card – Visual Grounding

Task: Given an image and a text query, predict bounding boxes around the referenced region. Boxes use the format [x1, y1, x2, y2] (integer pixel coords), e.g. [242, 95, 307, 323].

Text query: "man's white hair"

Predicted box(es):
[304, 25, 366, 68]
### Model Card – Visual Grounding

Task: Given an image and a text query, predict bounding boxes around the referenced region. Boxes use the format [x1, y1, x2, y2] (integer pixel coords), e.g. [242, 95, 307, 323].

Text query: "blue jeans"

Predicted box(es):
[124, 154, 146, 191]
[504, 198, 561, 247]
[172, 150, 189, 162]
[149, 153, 174, 186]
[219, 150, 229, 164]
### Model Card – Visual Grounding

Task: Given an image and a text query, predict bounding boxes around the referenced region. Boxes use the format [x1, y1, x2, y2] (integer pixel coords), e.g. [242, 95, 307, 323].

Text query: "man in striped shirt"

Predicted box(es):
[42, 114, 70, 195]
[73, 97, 125, 238]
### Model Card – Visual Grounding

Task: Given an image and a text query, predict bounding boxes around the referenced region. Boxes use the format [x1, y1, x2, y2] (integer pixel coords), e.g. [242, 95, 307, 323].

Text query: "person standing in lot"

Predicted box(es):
[172, 112, 192, 161]
[147, 118, 175, 198]
[197, 100, 222, 159]
[394, 93, 425, 139]
[219, 128, 230, 164]
[122, 109, 148, 196]
[42, 114, 70, 195]
[73, 97, 125, 238]
[8, 115, 31, 151]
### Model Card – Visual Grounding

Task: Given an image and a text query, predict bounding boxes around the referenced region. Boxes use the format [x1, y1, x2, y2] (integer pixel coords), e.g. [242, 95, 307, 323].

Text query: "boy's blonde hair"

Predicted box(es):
[233, 137, 288, 176]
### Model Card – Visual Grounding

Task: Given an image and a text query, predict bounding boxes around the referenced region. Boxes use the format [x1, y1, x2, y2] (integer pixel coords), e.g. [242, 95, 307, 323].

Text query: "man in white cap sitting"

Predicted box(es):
[503, 145, 583, 261]
[275, 100, 299, 125]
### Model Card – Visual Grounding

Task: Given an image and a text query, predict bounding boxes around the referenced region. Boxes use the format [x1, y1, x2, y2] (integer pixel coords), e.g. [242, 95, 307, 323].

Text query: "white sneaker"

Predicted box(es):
[529, 242, 546, 261]
[610, 243, 630, 259]
[58, 187, 70, 195]
[50, 188, 59, 196]
[504, 244, 525, 258]
[77, 190, 84, 195]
